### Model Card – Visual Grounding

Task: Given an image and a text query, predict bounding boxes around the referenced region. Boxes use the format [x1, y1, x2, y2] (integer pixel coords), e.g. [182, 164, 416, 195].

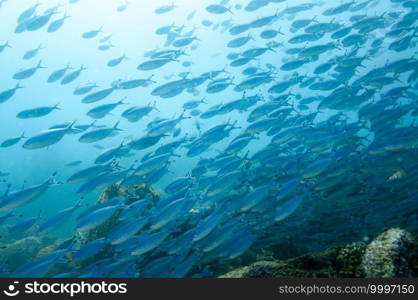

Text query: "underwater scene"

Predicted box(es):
[0, 0, 417, 278]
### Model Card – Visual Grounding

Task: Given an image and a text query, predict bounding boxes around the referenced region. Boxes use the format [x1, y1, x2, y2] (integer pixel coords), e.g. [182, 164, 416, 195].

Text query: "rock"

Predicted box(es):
[69, 183, 160, 271]
[98, 183, 159, 205]
[219, 246, 350, 278]
[219, 266, 251, 278]
[81, 183, 159, 245]
[336, 242, 367, 277]
[1, 183, 161, 277]
[219, 228, 418, 278]
[361, 228, 418, 277]
[0, 236, 53, 270]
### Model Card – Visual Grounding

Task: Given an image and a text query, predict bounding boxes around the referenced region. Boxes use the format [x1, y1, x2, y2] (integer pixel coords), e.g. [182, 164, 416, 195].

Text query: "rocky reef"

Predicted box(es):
[80, 183, 159, 245]
[362, 228, 418, 278]
[2, 182, 417, 278]
[0, 183, 158, 277]
[220, 228, 418, 278]
[0, 236, 55, 270]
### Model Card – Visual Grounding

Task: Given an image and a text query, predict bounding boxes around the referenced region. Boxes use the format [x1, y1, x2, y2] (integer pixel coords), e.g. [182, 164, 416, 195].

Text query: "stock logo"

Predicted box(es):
[2, 281, 127, 297]
[3, 281, 20, 297]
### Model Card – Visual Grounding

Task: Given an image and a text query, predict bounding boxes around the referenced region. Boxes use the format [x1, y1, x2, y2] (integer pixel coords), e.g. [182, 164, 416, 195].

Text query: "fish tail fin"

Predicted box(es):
[242, 149, 250, 160]
[120, 137, 128, 147]
[20, 132, 26, 139]
[5, 41, 11, 48]
[268, 45, 277, 53]
[148, 74, 156, 82]
[80, 64, 87, 71]
[274, 8, 280, 17]
[67, 120, 77, 130]
[16, 82, 23, 89]
[37, 60, 47, 69]
[89, 120, 97, 127]
[47, 171, 59, 185]
[75, 200, 84, 208]
[113, 121, 122, 130]
[180, 109, 190, 119]
[231, 119, 240, 128]
[128, 160, 138, 171]
[152, 100, 160, 112]
[3, 184, 11, 196]
[119, 96, 128, 105]
[334, 40, 343, 50]
[222, 64, 230, 74]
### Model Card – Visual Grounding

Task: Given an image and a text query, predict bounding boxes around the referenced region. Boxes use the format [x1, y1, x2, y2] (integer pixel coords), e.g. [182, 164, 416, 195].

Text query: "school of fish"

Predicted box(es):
[0, 0, 417, 278]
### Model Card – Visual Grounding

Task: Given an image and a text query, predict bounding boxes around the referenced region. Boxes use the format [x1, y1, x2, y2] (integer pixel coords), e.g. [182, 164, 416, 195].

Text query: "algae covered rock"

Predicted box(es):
[19, 183, 161, 277]
[220, 247, 343, 278]
[0, 236, 53, 270]
[98, 183, 159, 205]
[336, 242, 367, 277]
[219, 228, 418, 278]
[361, 228, 418, 277]
[219, 266, 251, 278]
[81, 183, 159, 245]
[65, 183, 160, 272]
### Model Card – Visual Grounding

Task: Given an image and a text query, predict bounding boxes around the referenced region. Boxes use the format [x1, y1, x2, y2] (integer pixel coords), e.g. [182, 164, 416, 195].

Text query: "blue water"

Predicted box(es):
[0, 0, 417, 277]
